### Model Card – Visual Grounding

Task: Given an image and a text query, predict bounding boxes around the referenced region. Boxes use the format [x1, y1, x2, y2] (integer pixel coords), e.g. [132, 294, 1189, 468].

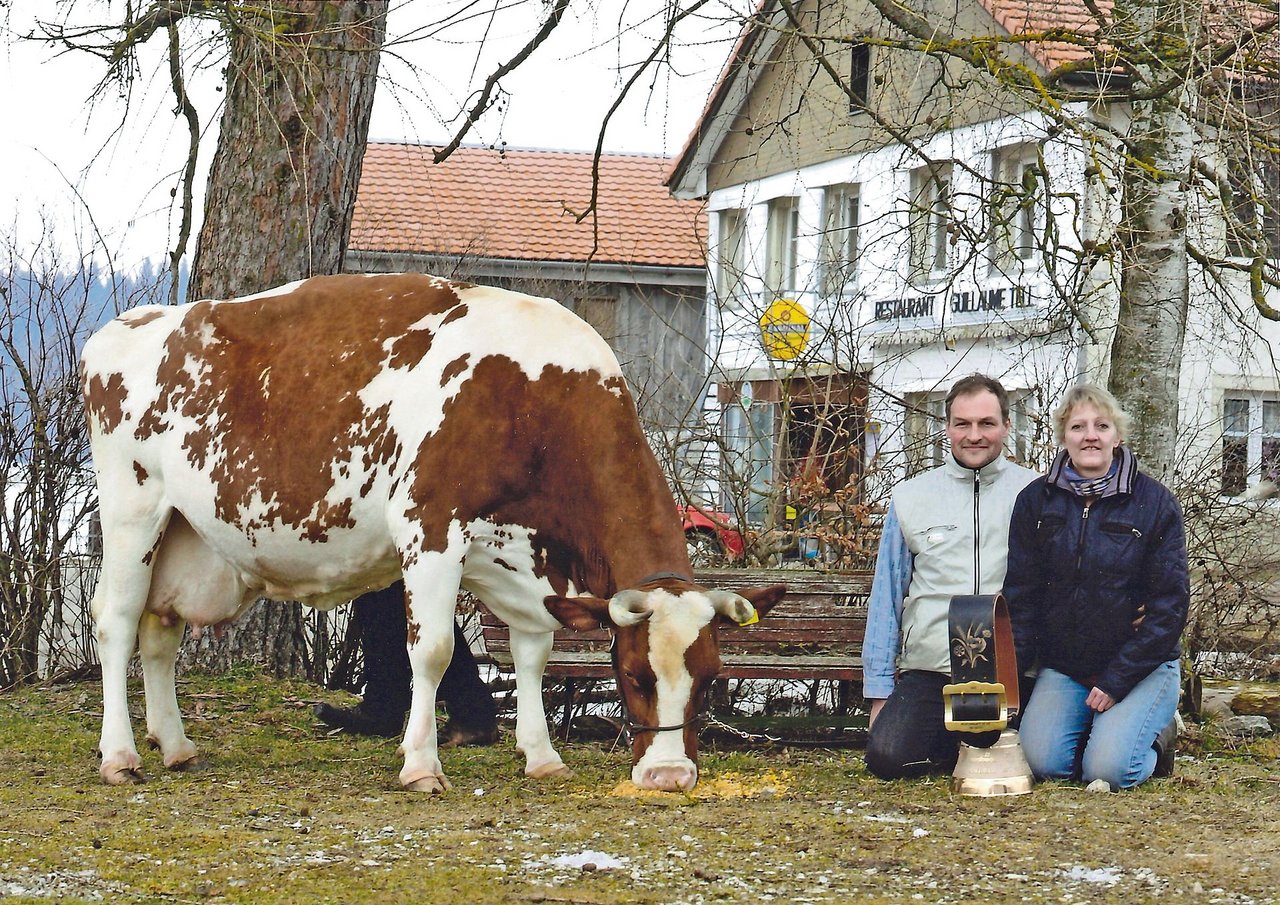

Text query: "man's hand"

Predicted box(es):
[1085, 686, 1115, 713]
[868, 698, 886, 728]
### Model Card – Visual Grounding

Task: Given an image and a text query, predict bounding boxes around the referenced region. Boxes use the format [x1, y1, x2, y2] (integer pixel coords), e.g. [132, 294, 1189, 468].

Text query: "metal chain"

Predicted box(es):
[702, 713, 783, 744]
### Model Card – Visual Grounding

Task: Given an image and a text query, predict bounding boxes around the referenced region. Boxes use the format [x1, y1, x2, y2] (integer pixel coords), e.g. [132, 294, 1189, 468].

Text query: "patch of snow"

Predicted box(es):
[1062, 865, 1122, 885]
[547, 850, 628, 870]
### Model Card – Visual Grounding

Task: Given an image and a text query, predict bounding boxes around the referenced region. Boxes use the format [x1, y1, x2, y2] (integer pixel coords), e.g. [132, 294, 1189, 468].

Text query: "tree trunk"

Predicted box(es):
[191, 0, 388, 298]
[1106, 0, 1199, 482]
[183, 0, 389, 674]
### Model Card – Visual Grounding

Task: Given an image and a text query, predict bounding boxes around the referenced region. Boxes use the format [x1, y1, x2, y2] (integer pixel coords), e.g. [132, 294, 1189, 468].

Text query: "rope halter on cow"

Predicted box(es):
[609, 570, 704, 740]
[605, 572, 756, 744]
[609, 636, 707, 742]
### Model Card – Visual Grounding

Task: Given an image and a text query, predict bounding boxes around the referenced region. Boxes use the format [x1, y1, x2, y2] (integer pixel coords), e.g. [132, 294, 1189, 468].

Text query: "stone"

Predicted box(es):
[1219, 715, 1274, 738]
[1198, 684, 1238, 719]
[1232, 689, 1280, 725]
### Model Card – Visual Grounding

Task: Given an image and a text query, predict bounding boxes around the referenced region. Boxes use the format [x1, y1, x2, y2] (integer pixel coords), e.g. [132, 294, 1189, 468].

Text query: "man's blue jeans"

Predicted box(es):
[1019, 660, 1180, 790]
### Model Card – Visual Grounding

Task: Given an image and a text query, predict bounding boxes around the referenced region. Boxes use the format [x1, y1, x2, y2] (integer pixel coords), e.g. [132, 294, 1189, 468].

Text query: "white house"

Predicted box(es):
[667, 0, 1280, 519]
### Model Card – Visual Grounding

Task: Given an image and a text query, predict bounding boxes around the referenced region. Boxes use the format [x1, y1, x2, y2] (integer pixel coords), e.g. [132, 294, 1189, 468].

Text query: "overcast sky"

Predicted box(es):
[0, 1, 743, 269]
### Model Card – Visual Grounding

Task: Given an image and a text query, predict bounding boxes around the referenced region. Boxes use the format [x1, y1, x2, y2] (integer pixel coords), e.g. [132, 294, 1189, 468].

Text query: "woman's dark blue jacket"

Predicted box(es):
[1004, 451, 1189, 702]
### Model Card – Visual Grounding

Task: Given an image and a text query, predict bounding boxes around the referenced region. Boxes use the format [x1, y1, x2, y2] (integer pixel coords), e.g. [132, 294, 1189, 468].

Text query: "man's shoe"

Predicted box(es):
[314, 702, 405, 738]
[1153, 719, 1177, 778]
[440, 721, 499, 747]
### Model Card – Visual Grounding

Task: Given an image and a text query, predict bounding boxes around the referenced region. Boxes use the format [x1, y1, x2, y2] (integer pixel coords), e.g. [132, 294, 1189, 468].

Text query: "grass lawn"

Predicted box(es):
[1, 669, 1277, 904]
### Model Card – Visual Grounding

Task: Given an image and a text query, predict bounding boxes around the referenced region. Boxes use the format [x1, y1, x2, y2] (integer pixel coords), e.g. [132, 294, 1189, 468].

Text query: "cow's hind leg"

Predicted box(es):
[137, 511, 245, 772]
[138, 612, 201, 771]
[508, 626, 572, 780]
[398, 564, 466, 794]
[92, 503, 169, 785]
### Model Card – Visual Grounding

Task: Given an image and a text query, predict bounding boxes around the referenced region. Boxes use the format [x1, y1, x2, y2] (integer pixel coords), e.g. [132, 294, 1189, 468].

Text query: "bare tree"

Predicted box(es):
[0, 238, 166, 687]
[679, 1, 1280, 674]
[789, 0, 1277, 475]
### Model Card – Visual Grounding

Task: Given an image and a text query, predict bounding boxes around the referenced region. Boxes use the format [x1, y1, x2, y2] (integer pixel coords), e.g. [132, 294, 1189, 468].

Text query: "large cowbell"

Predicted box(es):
[944, 593, 1033, 797]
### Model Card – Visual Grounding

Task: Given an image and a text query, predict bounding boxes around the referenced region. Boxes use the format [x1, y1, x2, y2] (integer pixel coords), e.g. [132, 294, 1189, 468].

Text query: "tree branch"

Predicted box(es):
[166, 18, 201, 306]
[434, 0, 572, 163]
[572, 0, 720, 241]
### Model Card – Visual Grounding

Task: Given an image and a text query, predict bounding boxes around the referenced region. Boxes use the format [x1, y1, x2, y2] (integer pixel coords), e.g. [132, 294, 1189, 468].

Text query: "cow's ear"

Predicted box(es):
[734, 584, 786, 619]
[544, 594, 614, 631]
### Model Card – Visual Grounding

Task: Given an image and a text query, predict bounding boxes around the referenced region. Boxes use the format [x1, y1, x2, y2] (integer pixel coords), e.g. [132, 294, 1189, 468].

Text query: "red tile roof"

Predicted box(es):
[981, 0, 1276, 71]
[352, 144, 706, 269]
[981, 0, 1111, 69]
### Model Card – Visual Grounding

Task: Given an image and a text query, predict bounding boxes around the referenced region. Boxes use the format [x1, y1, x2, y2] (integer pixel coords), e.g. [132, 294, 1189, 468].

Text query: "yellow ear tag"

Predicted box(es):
[737, 609, 759, 627]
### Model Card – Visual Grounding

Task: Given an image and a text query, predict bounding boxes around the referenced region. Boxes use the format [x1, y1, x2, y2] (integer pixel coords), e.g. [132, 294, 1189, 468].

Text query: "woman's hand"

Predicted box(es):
[1086, 686, 1115, 712]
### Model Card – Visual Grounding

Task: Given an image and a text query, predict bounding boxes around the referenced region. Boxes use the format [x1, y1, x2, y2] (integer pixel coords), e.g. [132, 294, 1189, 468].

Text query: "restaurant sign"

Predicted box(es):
[874, 285, 1032, 321]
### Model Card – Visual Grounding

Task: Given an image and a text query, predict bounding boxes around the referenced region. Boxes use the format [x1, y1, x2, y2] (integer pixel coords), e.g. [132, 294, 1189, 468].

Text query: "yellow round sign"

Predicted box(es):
[759, 297, 810, 360]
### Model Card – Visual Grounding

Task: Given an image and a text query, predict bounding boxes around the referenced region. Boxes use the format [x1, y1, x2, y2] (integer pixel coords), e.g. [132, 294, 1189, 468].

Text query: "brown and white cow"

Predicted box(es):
[81, 273, 783, 794]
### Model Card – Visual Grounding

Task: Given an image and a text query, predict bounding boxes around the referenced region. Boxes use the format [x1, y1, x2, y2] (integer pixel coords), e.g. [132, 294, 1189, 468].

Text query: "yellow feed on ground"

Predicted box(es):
[609, 769, 794, 799]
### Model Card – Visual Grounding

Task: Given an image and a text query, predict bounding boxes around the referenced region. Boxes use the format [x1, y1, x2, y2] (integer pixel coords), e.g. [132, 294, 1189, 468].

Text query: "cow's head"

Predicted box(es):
[545, 582, 785, 792]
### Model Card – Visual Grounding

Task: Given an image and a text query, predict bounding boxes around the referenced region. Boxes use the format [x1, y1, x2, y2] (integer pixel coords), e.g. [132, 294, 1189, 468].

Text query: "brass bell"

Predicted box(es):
[951, 728, 1034, 797]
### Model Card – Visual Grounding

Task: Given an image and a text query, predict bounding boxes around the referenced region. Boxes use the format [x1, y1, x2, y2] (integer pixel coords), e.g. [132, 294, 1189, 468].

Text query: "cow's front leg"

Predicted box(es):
[508, 627, 571, 779]
[397, 577, 460, 794]
[138, 612, 200, 771]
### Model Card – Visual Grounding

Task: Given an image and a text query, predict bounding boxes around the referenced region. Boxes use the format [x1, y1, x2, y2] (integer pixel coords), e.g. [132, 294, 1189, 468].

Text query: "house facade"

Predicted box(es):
[668, 0, 1280, 522]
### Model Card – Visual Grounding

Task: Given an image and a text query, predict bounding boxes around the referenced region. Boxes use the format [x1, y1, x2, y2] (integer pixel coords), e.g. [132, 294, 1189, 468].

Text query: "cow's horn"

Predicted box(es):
[705, 589, 758, 626]
[608, 589, 654, 627]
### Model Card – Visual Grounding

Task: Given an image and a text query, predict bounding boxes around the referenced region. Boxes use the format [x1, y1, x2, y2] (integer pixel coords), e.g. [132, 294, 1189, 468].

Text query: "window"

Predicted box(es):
[820, 184, 860, 297]
[1221, 396, 1280, 495]
[723, 397, 775, 522]
[849, 42, 871, 114]
[766, 197, 800, 297]
[1226, 155, 1280, 261]
[716, 209, 747, 307]
[904, 393, 946, 477]
[1264, 158, 1280, 260]
[909, 163, 953, 280]
[990, 144, 1044, 269]
[1226, 158, 1257, 259]
[1222, 398, 1249, 494]
[787, 402, 861, 495]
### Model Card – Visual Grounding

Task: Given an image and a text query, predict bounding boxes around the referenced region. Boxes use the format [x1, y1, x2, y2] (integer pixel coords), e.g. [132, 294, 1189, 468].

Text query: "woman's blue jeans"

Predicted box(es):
[1019, 660, 1180, 790]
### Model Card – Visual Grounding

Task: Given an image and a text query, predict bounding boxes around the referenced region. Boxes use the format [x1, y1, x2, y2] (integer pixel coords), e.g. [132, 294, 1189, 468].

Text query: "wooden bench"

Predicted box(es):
[476, 568, 872, 733]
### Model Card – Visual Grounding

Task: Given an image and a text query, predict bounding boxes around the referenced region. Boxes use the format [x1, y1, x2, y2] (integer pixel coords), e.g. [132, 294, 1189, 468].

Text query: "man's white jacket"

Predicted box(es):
[865, 454, 1040, 694]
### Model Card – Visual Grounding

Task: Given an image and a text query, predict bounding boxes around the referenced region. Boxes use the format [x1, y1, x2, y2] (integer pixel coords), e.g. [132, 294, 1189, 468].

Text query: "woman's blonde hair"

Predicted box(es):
[1052, 384, 1130, 444]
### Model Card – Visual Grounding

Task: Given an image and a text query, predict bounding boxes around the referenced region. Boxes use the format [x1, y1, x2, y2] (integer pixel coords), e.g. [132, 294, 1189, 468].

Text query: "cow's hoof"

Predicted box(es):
[153, 737, 200, 770]
[527, 762, 574, 780]
[168, 755, 209, 773]
[101, 763, 147, 785]
[402, 774, 452, 794]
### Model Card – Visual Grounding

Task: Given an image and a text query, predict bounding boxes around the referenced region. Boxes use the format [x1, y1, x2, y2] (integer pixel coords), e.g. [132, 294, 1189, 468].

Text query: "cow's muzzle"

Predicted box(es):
[635, 760, 698, 792]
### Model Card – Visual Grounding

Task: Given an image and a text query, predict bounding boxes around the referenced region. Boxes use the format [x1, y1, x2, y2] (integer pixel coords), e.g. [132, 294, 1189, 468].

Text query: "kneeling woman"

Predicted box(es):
[1005, 384, 1188, 790]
